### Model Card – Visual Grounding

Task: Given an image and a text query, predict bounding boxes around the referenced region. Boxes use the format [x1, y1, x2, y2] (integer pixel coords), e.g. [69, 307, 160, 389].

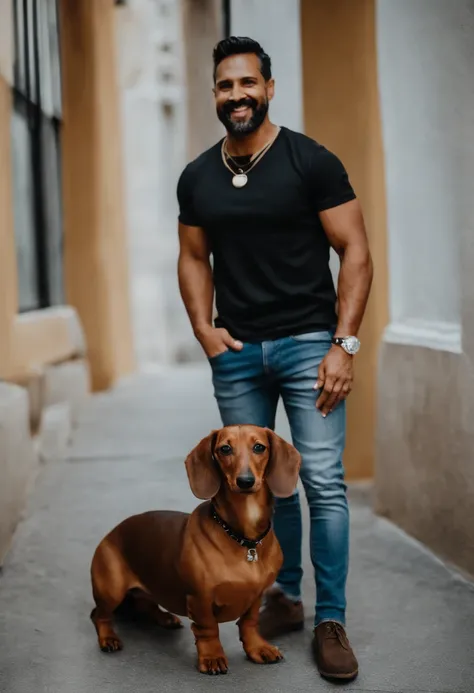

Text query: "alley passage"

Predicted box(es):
[0, 365, 473, 693]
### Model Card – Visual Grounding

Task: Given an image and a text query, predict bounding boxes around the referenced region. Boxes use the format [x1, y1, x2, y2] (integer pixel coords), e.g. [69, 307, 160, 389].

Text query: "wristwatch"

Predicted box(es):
[331, 336, 360, 355]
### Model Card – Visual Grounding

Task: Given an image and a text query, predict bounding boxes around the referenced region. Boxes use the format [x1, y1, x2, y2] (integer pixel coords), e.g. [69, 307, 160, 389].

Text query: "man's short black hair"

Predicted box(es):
[213, 36, 272, 82]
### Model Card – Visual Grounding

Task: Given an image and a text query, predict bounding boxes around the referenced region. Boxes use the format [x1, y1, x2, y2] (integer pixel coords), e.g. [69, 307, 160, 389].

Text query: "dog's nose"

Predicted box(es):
[236, 473, 255, 490]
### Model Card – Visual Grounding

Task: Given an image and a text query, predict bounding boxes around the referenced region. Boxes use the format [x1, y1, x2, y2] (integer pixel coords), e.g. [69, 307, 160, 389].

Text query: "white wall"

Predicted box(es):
[116, 0, 196, 369]
[230, 0, 304, 133]
[377, 0, 473, 352]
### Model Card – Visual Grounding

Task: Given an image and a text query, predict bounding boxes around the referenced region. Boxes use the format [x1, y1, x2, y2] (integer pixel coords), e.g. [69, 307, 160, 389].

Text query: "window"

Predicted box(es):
[222, 0, 231, 38]
[378, 0, 463, 354]
[11, 0, 64, 312]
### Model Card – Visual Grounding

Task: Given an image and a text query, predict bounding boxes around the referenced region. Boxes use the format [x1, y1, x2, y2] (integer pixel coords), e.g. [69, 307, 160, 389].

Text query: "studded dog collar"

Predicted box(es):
[210, 503, 272, 562]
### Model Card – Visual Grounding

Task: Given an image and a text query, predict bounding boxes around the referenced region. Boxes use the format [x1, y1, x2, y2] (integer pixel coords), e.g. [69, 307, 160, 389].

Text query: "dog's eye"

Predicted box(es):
[219, 445, 233, 455]
[253, 443, 266, 454]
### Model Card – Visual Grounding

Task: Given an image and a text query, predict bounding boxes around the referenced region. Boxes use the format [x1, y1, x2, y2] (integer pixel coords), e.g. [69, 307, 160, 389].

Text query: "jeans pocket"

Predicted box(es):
[208, 348, 230, 363]
[290, 330, 334, 343]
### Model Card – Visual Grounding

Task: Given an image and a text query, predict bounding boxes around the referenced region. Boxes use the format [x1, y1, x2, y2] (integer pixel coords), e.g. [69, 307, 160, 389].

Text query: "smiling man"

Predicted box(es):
[176, 36, 373, 682]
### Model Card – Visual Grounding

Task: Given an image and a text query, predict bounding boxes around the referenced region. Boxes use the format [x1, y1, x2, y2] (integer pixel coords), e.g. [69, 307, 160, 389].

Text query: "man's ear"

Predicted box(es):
[266, 78, 275, 102]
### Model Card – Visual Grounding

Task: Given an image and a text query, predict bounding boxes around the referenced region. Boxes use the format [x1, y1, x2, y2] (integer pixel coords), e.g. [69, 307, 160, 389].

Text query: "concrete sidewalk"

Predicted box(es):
[0, 365, 473, 693]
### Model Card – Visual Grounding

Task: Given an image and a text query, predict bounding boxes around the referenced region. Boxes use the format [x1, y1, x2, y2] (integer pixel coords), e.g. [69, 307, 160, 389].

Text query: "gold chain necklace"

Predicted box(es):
[225, 138, 270, 171]
[221, 126, 281, 188]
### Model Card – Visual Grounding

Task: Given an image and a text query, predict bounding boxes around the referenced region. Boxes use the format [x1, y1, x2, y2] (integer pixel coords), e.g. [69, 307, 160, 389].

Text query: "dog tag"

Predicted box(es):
[247, 548, 258, 562]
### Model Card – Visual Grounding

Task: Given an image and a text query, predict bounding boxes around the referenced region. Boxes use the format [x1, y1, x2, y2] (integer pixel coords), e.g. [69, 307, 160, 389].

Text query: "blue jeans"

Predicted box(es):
[208, 330, 349, 626]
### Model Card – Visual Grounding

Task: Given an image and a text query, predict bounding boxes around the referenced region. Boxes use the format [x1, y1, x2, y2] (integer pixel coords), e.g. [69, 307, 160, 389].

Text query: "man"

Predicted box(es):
[176, 36, 373, 682]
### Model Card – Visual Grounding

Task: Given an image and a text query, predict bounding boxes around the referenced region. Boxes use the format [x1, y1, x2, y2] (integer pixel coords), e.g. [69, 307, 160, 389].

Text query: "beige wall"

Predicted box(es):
[59, 0, 135, 391]
[1, 0, 134, 391]
[300, 0, 388, 480]
[1, 0, 135, 562]
[375, 346, 474, 577]
[0, 75, 18, 380]
[0, 85, 85, 379]
[0, 5, 36, 564]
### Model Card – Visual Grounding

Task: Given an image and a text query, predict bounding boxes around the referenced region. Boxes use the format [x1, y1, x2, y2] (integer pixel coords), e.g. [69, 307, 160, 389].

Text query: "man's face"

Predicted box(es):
[214, 53, 274, 137]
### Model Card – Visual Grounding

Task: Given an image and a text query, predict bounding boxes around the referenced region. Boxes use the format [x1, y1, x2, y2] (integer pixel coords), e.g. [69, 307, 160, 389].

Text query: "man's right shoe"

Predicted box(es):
[258, 586, 305, 640]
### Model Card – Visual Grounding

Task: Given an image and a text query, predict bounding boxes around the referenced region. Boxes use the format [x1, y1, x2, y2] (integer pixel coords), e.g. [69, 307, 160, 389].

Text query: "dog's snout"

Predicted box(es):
[236, 473, 255, 490]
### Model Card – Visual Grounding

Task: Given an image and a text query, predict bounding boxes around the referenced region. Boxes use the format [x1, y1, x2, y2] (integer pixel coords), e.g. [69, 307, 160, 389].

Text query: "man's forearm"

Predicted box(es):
[178, 254, 215, 337]
[334, 245, 373, 337]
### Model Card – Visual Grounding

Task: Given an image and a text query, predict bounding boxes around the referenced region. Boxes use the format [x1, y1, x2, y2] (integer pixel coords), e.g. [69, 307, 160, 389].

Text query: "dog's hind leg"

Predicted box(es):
[129, 590, 183, 629]
[90, 538, 134, 653]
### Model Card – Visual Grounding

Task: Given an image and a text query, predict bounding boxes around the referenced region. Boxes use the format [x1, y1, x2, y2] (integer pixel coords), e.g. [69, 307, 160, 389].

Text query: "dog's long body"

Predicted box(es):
[90, 425, 301, 674]
[92, 502, 281, 623]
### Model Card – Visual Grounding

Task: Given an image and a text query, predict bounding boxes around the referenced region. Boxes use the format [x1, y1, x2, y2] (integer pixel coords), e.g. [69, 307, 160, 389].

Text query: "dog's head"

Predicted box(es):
[184, 425, 301, 500]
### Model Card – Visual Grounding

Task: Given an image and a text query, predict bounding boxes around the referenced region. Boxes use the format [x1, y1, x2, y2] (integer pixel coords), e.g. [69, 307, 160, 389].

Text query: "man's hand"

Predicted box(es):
[196, 326, 243, 359]
[314, 345, 354, 417]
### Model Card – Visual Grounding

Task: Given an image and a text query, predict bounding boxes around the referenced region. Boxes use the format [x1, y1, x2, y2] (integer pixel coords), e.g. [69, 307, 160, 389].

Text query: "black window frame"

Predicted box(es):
[223, 0, 231, 38]
[11, 0, 64, 313]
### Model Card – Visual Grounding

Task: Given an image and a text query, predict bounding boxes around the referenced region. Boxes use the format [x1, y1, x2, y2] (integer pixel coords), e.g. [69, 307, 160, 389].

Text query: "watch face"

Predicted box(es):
[343, 336, 360, 354]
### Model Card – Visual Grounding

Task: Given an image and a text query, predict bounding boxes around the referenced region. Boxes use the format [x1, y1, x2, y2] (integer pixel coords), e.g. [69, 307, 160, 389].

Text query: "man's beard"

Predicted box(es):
[217, 97, 269, 137]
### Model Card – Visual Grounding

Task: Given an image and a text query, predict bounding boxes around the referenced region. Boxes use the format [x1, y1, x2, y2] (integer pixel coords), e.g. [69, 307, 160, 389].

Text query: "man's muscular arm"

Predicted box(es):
[316, 198, 373, 416]
[322, 198, 373, 338]
[177, 222, 214, 336]
[177, 222, 243, 358]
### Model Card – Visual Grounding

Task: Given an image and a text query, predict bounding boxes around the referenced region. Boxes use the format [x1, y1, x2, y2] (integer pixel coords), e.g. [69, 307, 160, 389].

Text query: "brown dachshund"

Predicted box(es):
[90, 425, 301, 674]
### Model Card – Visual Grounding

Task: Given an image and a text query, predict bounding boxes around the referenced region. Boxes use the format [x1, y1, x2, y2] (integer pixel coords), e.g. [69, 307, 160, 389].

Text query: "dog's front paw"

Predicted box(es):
[198, 654, 229, 675]
[245, 640, 284, 665]
[99, 636, 123, 653]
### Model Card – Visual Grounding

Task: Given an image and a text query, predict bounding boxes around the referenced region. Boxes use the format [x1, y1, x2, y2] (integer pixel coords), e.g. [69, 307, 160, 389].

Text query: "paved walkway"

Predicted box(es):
[0, 365, 473, 693]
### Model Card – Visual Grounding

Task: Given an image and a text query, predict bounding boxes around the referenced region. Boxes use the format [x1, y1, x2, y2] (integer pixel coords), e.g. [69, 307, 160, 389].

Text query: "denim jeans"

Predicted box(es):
[208, 330, 349, 626]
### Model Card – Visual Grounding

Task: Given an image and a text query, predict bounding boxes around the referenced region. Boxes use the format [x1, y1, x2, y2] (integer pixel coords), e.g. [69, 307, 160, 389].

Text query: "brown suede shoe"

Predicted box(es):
[312, 621, 358, 681]
[258, 586, 305, 640]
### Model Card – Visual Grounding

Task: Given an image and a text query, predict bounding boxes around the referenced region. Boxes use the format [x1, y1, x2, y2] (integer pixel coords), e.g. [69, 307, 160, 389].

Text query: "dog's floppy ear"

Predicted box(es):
[264, 429, 301, 498]
[185, 430, 221, 500]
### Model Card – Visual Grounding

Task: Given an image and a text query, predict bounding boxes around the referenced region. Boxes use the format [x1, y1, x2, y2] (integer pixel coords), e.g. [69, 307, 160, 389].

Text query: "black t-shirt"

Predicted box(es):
[177, 126, 356, 342]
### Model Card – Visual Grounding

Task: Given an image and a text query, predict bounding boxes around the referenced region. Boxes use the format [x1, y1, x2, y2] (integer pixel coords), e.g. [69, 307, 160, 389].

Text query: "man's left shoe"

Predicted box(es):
[312, 621, 358, 681]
